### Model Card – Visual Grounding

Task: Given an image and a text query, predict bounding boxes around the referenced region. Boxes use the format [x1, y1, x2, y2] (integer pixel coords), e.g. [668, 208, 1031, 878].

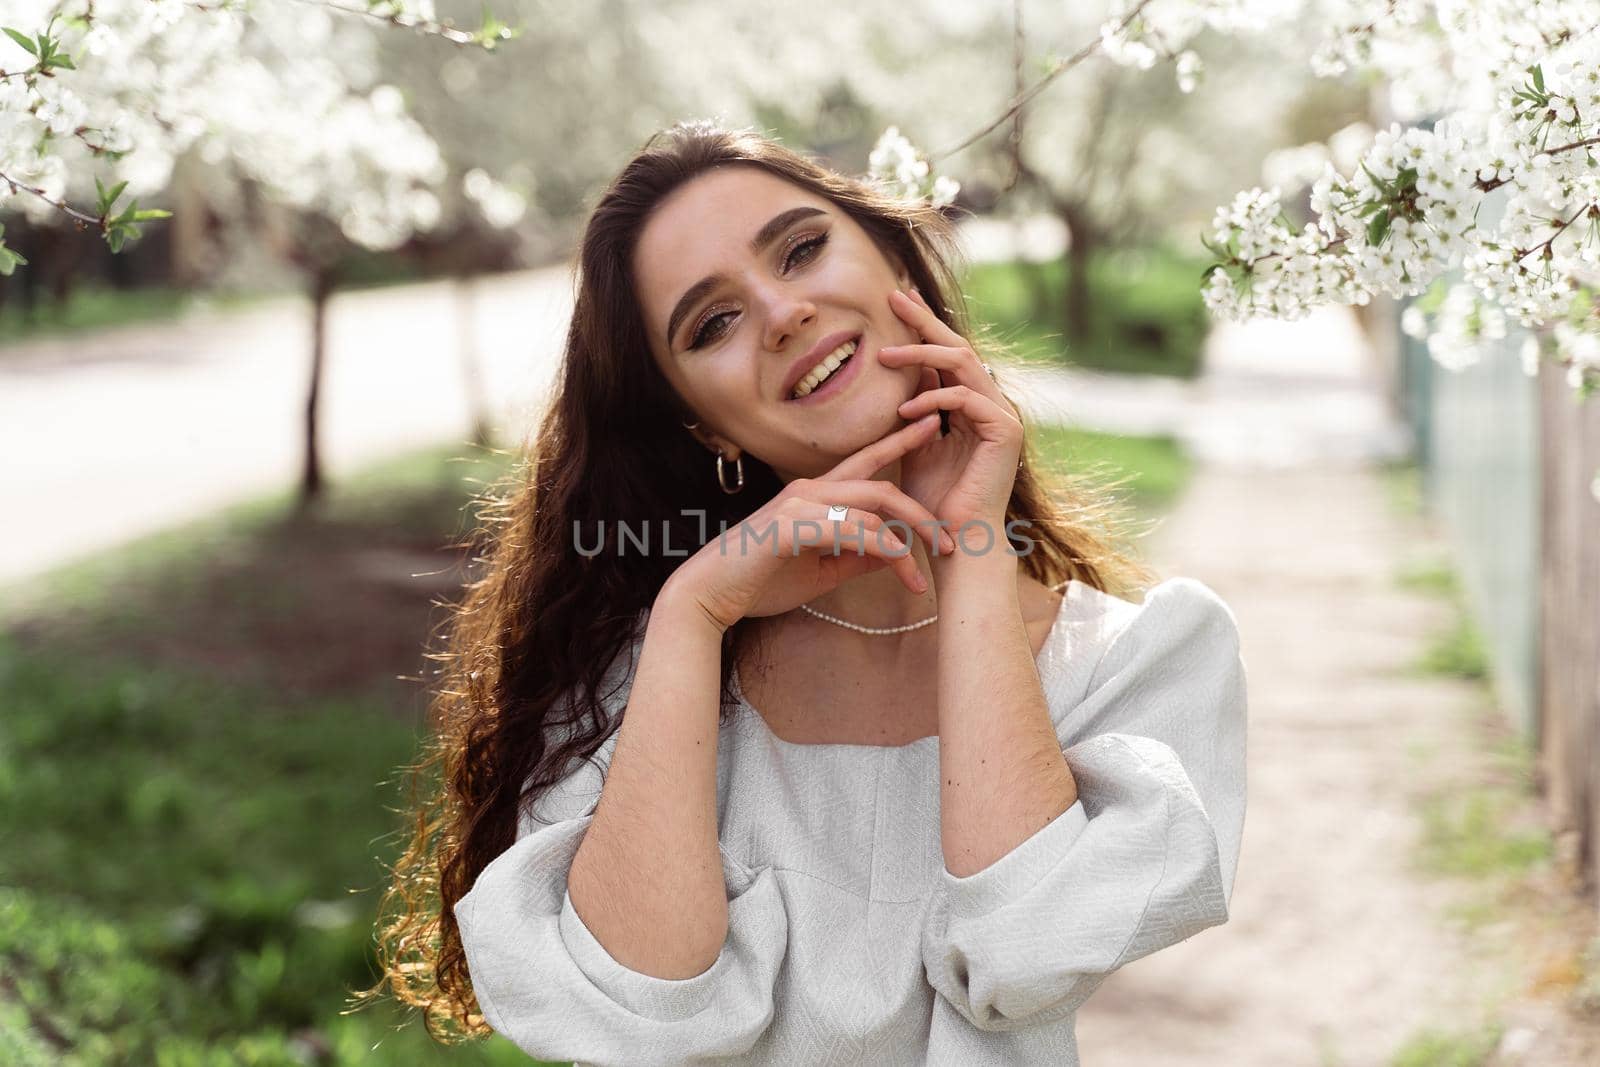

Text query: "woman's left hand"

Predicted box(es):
[878, 287, 1023, 550]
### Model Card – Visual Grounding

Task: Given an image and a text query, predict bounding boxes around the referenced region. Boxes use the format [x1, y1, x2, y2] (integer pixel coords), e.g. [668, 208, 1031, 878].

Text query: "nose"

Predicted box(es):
[759, 285, 817, 354]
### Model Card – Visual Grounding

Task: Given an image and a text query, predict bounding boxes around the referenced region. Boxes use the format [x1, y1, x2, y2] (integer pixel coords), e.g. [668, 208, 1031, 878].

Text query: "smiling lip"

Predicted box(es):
[782, 330, 861, 401]
[786, 336, 865, 404]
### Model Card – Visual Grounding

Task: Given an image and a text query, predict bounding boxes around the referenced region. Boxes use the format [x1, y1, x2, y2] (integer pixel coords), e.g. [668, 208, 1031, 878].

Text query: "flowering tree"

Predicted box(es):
[0, 0, 515, 270]
[624, 0, 1306, 351]
[1196, 2, 1593, 495]
[0, 0, 518, 499]
[866, 0, 1600, 496]
[1192, 0, 1600, 495]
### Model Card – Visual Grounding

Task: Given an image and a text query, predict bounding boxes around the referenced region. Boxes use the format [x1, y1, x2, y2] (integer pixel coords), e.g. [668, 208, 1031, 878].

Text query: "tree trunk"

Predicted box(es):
[299, 267, 335, 507]
[1060, 202, 1094, 345]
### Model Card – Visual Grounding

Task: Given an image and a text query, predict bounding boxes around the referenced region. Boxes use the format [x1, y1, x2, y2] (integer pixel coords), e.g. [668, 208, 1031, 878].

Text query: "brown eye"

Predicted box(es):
[782, 232, 828, 272]
[687, 232, 830, 350]
[690, 310, 735, 349]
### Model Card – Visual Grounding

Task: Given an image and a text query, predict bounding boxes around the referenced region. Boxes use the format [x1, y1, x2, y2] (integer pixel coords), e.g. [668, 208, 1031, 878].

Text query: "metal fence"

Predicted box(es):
[1397, 298, 1600, 902]
[1397, 322, 1542, 737]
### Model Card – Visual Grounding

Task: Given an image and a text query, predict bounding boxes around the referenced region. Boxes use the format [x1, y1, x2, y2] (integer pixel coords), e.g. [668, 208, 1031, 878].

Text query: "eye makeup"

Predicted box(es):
[684, 229, 831, 350]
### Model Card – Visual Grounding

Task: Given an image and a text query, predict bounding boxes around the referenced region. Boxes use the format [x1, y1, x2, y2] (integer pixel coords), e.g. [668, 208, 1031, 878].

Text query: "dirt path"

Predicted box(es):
[1065, 314, 1600, 1065]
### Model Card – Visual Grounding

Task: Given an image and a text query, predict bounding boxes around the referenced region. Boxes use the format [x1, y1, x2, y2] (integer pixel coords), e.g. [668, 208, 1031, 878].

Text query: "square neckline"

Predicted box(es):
[729, 579, 1080, 753]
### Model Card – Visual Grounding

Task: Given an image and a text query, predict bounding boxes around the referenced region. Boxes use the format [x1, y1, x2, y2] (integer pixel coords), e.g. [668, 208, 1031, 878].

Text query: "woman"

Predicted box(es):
[367, 120, 1248, 1066]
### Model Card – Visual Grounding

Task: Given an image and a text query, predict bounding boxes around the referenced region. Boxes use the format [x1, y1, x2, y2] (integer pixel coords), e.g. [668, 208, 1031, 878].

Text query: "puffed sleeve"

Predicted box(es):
[452, 622, 791, 1066]
[921, 576, 1248, 1032]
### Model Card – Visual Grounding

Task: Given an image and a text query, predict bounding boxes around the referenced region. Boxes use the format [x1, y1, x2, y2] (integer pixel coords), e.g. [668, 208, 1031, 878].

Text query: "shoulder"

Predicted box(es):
[1056, 576, 1243, 700]
[1055, 575, 1247, 748]
[1076, 576, 1240, 658]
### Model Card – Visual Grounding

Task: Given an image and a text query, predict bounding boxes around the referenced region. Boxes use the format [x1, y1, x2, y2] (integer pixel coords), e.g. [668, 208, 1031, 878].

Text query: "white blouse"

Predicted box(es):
[454, 576, 1249, 1066]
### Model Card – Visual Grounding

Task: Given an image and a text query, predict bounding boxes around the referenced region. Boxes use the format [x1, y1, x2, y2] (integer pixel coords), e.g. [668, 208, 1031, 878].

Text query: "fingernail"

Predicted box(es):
[942, 531, 956, 553]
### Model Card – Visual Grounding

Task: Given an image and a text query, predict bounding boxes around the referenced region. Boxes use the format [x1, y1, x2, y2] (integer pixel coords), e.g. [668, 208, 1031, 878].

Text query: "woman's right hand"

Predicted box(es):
[662, 412, 959, 634]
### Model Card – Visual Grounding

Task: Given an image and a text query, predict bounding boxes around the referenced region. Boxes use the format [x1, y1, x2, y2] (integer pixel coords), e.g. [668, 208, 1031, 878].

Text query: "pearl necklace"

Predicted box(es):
[797, 579, 1073, 637]
[798, 602, 939, 635]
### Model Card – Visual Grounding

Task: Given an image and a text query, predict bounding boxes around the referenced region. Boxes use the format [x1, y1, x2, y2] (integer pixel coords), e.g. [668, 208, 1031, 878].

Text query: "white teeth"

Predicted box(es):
[791, 339, 859, 399]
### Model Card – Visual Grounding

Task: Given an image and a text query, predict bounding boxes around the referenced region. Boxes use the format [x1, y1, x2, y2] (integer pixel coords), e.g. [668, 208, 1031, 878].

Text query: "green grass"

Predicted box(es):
[0, 640, 543, 1065]
[1394, 550, 1489, 683]
[960, 244, 1212, 379]
[0, 444, 544, 1066]
[1395, 556, 1458, 597]
[1416, 790, 1554, 880]
[0, 260, 448, 350]
[1393, 545, 1549, 884]
[0, 286, 260, 345]
[1030, 424, 1192, 517]
[1377, 456, 1427, 519]
[1388, 1021, 1505, 1067]
[1418, 613, 1490, 681]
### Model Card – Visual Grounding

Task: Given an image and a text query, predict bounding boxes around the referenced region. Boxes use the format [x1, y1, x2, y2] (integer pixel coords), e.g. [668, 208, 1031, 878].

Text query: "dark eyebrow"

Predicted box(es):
[665, 206, 828, 349]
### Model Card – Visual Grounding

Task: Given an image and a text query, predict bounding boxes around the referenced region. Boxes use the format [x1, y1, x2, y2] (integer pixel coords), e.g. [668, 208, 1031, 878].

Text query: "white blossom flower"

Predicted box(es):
[929, 174, 960, 209]
[1519, 333, 1542, 376]
[0, 0, 474, 260]
[1401, 305, 1428, 339]
[867, 126, 958, 208]
[1176, 51, 1204, 93]
[1204, 0, 1600, 408]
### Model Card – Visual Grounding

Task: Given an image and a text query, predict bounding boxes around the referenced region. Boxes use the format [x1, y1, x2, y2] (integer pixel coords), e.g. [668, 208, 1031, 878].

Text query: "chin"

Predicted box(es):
[782, 371, 923, 468]
[822, 405, 917, 462]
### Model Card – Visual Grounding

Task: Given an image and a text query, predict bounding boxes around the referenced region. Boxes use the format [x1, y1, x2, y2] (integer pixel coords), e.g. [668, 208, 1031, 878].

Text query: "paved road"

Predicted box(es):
[1003, 306, 1412, 468]
[1, 268, 574, 589]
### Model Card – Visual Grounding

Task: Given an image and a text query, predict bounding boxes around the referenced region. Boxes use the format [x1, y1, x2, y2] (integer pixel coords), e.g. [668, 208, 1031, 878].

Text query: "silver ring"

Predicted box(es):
[981, 362, 995, 380]
[826, 504, 850, 522]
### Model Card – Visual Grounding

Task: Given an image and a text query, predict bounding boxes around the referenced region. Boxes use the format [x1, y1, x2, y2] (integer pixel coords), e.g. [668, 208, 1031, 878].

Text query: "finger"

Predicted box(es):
[825, 410, 942, 482]
[912, 366, 948, 434]
[815, 514, 926, 593]
[889, 288, 968, 349]
[799, 477, 957, 556]
[851, 479, 957, 557]
[817, 545, 895, 587]
[877, 341, 1000, 398]
[896, 384, 1018, 434]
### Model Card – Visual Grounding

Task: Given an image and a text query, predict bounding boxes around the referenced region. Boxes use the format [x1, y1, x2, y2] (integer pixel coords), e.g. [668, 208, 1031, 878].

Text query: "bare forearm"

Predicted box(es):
[567, 582, 729, 978]
[933, 554, 1078, 877]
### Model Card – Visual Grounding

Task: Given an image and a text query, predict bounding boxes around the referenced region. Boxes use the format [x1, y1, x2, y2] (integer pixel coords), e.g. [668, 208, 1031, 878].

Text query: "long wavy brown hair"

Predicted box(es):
[356, 119, 1160, 1040]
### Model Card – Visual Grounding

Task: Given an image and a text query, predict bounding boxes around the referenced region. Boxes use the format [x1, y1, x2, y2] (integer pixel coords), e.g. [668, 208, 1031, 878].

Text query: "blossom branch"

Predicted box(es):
[1540, 133, 1600, 156]
[0, 170, 101, 227]
[1516, 204, 1590, 263]
[186, 0, 518, 48]
[927, 0, 1155, 165]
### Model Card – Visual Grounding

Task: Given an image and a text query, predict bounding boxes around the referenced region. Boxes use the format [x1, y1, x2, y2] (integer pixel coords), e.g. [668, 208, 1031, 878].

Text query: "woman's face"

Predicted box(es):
[633, 165, 925, 480]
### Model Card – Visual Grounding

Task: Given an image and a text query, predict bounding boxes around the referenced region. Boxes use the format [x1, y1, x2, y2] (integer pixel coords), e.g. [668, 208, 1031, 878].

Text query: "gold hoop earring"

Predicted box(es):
[716, 451, 745, 494]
